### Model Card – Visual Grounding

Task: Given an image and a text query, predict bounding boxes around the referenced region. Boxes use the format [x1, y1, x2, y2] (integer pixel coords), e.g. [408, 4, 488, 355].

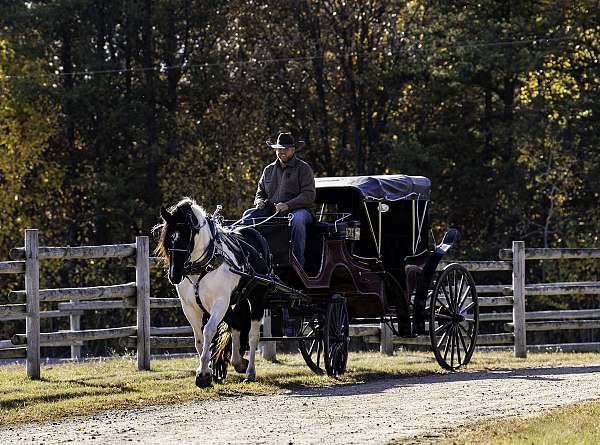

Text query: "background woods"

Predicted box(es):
[0, 1, 599, 352]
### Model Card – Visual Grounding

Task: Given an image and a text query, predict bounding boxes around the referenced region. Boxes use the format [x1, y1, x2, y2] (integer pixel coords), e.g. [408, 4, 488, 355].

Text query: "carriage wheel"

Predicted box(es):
[323, 294, 349, 377]
[429, 264, 478, 371]
[298, 315, 326, 375]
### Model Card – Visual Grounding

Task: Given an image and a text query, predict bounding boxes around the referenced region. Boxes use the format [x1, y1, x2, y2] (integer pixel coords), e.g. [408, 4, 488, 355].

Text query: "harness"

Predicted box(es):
[168, 211, 270, 314]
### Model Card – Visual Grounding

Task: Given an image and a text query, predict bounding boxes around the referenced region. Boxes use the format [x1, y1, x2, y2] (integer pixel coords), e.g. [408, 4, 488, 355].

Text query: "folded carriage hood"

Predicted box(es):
[315, 174, 431, 201]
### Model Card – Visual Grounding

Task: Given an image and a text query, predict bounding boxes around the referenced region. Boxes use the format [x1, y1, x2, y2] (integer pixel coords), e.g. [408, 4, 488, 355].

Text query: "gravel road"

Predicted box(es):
[2, 364, 600, 444]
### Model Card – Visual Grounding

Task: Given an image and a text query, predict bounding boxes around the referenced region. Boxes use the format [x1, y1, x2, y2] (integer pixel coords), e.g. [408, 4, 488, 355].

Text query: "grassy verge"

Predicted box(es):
[1, 350, 599, 428]
[437, 400, 600, 445]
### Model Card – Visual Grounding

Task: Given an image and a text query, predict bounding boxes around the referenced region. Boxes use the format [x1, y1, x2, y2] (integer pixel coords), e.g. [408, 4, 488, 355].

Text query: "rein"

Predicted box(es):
[229, 209, 282, 228]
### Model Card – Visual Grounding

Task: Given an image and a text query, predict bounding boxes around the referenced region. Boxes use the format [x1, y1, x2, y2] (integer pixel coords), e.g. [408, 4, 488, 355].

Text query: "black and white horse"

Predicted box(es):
[155, 198, 270, 387]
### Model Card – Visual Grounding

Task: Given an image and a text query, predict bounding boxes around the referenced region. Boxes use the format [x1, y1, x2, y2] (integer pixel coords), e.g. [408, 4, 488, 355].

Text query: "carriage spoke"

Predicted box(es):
[435, 312, 453, 320]
[437, 326, 451, 349]
[316, 340, 322, 367]
[435, 320, 452, 335]
[435, 296, 452, 314]
[450, 326, 456, 368]
[457, 286, 471, 311]
[308, 338, 317, 356]
[443, 278, 454, 313]
[457, 275, 465, 308]
[454, 325, 463, 364]
[448, 274, 458, 313]
[461, 301, 476, 313]
[443, 328, 452, 361]
[453, 271, 459, 311]
[458, 322, 473, 340]
[441, 284, 454, 313]
[457, 323, 469, 353]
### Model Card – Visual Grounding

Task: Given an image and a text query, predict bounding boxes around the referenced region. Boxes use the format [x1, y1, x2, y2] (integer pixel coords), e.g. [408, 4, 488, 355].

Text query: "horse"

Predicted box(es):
[155, 197, 271, 387]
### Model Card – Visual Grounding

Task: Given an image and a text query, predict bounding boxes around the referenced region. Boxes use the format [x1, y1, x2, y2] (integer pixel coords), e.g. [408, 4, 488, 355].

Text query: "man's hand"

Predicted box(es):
[255, 199, 266, 209]
[275, 202, 289, 213]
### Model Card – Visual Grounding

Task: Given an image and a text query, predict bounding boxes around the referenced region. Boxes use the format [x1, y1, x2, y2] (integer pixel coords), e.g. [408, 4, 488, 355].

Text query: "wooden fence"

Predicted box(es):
[1, 230, 600, 379]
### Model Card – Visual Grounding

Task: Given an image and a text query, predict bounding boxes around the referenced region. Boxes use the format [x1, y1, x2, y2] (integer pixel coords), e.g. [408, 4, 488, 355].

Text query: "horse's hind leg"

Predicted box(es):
[244, 319, 261, 382]
[231, 329, 248, 374]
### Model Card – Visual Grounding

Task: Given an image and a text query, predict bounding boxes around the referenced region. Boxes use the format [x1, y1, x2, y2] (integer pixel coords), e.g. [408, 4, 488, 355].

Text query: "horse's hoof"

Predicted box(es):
[243, 373, 256, 383]
[233, 358, 249, 374]
[195, 373, 213, 388]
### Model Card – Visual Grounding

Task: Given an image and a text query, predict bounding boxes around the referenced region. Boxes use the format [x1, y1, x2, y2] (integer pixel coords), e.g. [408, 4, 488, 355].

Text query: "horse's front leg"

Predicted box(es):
[244, 319, 262, 382]
[197, 301, 228, 386]
[179, 299, 205, 372]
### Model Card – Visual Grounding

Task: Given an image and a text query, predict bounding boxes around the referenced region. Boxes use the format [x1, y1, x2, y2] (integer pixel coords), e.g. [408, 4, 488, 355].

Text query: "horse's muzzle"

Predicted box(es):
[168, 274, 184, 285]
[168, 264, 184, 285]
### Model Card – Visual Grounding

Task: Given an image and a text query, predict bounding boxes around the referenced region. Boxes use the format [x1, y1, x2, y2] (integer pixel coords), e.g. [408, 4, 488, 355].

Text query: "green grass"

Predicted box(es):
[437, 400, 600, 445]
[1, 350, 599, 428]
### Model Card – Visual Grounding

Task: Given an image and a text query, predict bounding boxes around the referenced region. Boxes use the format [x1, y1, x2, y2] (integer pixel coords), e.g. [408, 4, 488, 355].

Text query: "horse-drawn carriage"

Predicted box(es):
[158, 174, 478, 387]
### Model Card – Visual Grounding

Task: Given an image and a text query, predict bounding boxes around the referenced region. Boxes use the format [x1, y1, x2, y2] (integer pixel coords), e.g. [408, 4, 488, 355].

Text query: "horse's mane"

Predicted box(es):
[153, 197, 209, 269]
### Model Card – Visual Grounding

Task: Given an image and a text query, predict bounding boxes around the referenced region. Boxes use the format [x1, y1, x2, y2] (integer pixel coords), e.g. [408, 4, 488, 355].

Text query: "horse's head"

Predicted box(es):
[155, 198, 208, 285]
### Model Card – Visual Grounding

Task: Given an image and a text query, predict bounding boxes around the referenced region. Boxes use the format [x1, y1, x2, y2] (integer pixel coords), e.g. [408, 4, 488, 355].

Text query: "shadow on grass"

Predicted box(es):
[49, 377, 140, 393]
[0, 380, 137, 410]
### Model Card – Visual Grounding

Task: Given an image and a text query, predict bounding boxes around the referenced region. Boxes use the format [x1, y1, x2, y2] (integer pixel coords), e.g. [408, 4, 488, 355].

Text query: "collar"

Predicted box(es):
[277, 155, 298, 169]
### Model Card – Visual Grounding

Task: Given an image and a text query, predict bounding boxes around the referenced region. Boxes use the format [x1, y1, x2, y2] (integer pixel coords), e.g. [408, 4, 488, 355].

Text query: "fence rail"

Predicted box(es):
[10, 244, 136, 260]
[9, 283, 137, 304]
[2, 229, 600, 378]
[499, 248, 600, 260]
[11, 327, 138, 347]
[0, 261, 25, 274]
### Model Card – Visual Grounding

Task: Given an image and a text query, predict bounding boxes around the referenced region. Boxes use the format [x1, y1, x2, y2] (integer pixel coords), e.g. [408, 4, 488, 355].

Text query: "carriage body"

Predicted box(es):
[255, 175, 431, 316]
[240, 174, 478, 374]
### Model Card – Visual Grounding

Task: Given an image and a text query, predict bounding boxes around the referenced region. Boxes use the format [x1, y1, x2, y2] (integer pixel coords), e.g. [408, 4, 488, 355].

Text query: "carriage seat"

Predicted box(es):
[310, 221, 350, 239]
[310, 219, 361, 240]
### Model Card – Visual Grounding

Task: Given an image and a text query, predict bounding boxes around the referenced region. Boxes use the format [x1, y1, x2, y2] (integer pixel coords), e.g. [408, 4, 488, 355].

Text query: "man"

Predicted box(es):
[242, 132, 315, 266]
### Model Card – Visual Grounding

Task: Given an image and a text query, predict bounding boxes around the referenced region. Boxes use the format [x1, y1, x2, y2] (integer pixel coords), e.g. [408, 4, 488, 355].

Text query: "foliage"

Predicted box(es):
[0, 1, 599, 351]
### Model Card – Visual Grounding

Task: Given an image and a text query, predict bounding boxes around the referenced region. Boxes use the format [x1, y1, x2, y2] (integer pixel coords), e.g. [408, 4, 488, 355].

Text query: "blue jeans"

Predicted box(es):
[241, 207, 313, 266]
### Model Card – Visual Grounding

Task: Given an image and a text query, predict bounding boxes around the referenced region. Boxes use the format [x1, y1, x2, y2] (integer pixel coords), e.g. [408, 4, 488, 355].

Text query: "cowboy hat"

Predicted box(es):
[265, 132, 305, 149]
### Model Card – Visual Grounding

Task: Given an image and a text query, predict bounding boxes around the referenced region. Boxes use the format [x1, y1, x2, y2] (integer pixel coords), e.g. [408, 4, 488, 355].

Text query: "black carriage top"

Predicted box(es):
[314, 174, 431, 201]
[313, 174, 431, 265]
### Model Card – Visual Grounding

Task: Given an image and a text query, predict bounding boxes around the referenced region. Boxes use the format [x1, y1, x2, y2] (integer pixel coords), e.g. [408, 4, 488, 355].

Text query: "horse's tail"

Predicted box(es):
[211, 321, 231, 382]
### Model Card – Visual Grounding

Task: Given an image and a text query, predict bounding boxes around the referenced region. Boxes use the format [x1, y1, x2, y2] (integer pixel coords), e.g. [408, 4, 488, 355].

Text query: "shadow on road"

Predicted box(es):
[288, 364, 600, 398]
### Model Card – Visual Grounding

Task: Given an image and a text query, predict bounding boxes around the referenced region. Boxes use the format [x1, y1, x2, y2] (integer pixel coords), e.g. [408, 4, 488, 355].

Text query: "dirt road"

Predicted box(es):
[2, 364, 600, 444]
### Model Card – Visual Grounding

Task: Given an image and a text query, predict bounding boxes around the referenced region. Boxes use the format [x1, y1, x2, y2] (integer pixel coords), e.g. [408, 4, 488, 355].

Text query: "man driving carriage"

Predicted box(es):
[241, 132, 315, 266]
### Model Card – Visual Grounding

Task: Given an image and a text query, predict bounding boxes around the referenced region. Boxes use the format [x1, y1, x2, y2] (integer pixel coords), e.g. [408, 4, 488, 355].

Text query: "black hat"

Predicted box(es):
[266, 132, 305, 149]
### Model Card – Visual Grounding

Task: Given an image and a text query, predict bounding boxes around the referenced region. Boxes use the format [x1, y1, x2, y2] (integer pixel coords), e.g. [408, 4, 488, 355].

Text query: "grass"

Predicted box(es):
[1, 350, 600, 429]
[437, 400, 600, 445]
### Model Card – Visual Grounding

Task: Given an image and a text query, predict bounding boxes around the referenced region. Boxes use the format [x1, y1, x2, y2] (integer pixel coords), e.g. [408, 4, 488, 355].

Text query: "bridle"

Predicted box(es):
[167, 211, 221, 279]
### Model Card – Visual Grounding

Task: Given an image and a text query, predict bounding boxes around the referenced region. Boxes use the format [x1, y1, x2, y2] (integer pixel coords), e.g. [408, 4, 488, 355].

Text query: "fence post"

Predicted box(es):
[261, 309, 276, 361]
[512, 240, 527, 358]
[379, 322, 394, 355]
[136, 236, 150, 370]
[70, 299, 81, 360]
[25, 229, 40, 379]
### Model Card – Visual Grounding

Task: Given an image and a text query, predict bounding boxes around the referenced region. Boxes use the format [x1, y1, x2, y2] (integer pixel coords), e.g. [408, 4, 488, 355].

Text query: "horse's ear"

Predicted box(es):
[161, 206, 173, 223]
